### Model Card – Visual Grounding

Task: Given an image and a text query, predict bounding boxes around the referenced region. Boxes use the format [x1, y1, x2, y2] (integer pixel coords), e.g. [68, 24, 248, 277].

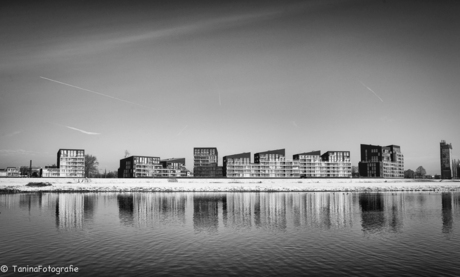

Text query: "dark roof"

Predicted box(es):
[294, 150, 321, 156]
[223, 152, 251, 159]
[121, 155, 160, 161]
[254, 149, 285, 156]
[160, 158, 185, 162]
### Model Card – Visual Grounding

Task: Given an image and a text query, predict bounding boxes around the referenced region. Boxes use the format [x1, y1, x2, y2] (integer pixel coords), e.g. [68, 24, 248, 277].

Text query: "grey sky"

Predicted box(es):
[1, 0, 459, 174]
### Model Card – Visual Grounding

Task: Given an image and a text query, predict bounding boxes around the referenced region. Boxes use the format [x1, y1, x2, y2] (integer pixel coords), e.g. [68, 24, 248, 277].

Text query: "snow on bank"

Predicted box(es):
[1, 178, 459, 192]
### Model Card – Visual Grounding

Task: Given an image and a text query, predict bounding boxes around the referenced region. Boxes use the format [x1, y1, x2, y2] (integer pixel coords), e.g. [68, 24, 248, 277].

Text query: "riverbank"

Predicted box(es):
[1, 177, 459, 192]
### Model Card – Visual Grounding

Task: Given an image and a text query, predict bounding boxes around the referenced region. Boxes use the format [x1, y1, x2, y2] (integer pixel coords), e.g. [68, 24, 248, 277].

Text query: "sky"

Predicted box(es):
[1, 0, 459, 175]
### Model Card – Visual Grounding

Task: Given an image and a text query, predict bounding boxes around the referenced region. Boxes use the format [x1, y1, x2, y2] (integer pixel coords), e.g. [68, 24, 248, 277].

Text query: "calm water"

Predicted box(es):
[0, 191, 459, 276]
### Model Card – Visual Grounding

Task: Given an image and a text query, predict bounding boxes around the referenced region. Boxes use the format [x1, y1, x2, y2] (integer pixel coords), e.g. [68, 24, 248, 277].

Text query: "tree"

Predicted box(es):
[124, 150, 130, 158]
[404, 169, 415, 178]
[351, 166, 359, 178]
[85, 154, 99, 177]
[415, 166, 426, 178]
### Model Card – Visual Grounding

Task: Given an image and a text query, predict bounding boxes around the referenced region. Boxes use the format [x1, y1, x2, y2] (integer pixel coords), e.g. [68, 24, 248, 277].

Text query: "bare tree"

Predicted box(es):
[404, 169, 415, 178]
[415, 166, 426, 179]
[85, 154, 99, 178]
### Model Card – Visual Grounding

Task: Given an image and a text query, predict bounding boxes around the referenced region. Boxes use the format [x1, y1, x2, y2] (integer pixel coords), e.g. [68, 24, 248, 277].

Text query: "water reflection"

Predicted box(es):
[55, 194, 96, 229]
[117, 193, 187, 227]
[193, 195, 223, 233]
[1, 192, 458, 236]
[442, 193, 452, 235]
[359, 193, 404, 234]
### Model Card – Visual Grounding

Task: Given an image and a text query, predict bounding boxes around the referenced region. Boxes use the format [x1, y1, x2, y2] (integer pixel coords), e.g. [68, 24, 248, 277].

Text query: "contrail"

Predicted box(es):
[40, 76, 152, 109]
[175, 125, 188, 136]
[358, 80, 384, 102]
[66, 126, 100, 135]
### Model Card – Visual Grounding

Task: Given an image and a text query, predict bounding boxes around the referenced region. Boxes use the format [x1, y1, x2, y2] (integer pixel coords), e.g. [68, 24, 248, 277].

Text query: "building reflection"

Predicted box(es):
[441, 193, 453, 235]
[359, 193, 404, 234]
[193, 194, 223, 233]
[189, 192, 356, 232]
[55, 194, 96, 229]
[117, 193, 187, 227]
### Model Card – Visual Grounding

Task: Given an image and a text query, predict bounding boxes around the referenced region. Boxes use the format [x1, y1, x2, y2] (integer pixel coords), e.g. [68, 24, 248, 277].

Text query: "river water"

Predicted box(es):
[0, 192, 459, 276]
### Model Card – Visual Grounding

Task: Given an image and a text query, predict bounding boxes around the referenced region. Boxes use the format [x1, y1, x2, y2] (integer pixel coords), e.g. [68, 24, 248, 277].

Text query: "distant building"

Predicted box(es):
[224, 149, 300, 178]
[193, 147, 223, 177]
[118, 156, 162, 178]
[41, 166, 60, 177]
[6, 167, 20, 177]
[440, 140, 453, 179]
[223, 152, 251, 177]
[160, 158, 192, 177]
[0, 169, 6, 177]
[293, 151, 351, 178]
[358, 144, 404, 178]
[57, 149, 85, 177]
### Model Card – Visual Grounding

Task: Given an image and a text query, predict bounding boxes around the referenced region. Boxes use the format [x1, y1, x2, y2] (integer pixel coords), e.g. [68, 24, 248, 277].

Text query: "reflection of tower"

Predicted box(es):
[441, 193, 453, 234]
[83, 195, 96, 221]
[193, 195, 220, 232]
[117, 194, 134, 226]
[385, 194, 404, 233]
[55, 194, 84, 229]
[359, 193, 385, 233]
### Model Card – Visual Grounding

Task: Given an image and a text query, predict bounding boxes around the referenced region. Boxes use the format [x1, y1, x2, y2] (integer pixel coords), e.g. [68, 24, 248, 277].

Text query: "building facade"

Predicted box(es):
[57, 149, 85, 177]
[118, 156, 162, 178]
[224, 149, 300, 178]
[358, 144, 404, 178]
[193, 147, 223, 177]
[440, 140, 453, 179]
[41, 166, 60, 177]
[160, 158, 192, 177]
[293, 151, 351, 178]
[6, 167, 20, 177]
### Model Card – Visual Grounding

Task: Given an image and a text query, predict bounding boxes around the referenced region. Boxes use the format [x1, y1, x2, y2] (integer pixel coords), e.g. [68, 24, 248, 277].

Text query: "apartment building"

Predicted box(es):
[118, 156, 162, 178]
[293, 150, 351, 178]
[224, 149, 300, 178]
[194, 147, 223, 177]
[223, 152, 251, 177]
[440, 140, 453, 179]
[41, 166, 60, 177]
[358, 144, 404, 178]
[6, 167, 20, 177]
[160, 158, 192, 177]
[57, 149, 85, 177]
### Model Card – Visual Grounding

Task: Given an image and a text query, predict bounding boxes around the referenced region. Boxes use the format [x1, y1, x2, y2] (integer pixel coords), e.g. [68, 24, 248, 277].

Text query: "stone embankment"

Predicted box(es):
[0, 178, 459, 193]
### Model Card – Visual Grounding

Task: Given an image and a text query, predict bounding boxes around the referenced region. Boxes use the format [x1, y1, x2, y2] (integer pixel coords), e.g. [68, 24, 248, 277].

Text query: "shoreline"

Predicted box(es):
[1, 178, 459, 193]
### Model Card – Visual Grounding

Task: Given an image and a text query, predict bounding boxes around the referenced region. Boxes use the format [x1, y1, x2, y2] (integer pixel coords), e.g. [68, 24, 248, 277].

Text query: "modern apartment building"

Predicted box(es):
[194, 147, 223, 177]
[224, 149, 300, 178]
[293, 151, 351, 177]
[118, 156, 162, 178]
[57, 149, 85, 177]
[358, 144, 404, 178]
[440, 140, 453, 179]
[223, 152, 251, 177]
[160, 158, 192, 177]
